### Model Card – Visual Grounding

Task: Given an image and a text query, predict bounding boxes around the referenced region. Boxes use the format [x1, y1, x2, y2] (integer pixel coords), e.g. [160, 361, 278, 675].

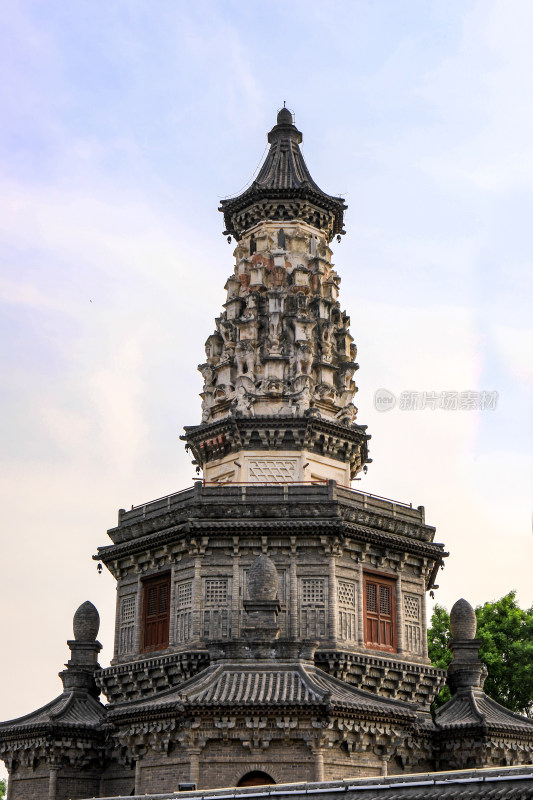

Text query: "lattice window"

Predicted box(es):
[404, 594, 422, 654]
[404, 594, 420, 621]
[367, 582, 377, 613]
[302, 579, 325, 606]
[177, 581, 193, 608]
[248, 459, 297, 483]
[338, 581, 355, 607]
[299, 578, 326, 639]
[176, 580, 193, 643]
[338, 580, 357, 642]
[202, 579, 231, 640]
[119, 595, 136, 654]
[121, 596, 135, 624]
[205, 579, 228, 605]
[380, 585, 391, 615]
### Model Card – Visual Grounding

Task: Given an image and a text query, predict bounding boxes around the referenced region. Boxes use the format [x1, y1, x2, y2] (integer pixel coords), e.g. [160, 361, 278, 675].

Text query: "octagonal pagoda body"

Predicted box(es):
[89, 110, 448, 794]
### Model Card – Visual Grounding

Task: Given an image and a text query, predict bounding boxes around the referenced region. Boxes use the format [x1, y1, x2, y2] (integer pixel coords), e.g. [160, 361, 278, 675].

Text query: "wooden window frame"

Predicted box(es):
[363, 571, 397, 653]
[141, 572, 171, 653]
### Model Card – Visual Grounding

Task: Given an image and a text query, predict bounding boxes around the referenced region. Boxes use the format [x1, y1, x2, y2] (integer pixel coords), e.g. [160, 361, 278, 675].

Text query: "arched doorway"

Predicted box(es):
[237, 771, 276, 787]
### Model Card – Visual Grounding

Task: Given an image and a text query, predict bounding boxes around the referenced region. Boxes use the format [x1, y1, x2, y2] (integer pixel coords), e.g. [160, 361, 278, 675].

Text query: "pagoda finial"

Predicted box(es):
[59, 602, 102, 696]
[446, 597, 486, 694]
[275, 105, 294, 127]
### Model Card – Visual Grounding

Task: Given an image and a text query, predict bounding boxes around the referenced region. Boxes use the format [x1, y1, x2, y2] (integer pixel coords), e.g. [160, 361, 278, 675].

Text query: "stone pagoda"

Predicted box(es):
[1, 108, 532, 800]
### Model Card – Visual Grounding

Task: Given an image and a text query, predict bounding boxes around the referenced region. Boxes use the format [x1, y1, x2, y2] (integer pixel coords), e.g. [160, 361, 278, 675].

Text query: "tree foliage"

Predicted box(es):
[427, 603, 451, 708]
[476, 591, 533, 716]
[0, 777, 5, 799]
[427, 592, 533, 717]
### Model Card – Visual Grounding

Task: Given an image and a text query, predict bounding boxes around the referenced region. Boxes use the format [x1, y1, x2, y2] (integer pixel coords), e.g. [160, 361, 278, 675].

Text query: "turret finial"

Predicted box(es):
[446, 597, 486, 694]
[450, 598, 476, 640]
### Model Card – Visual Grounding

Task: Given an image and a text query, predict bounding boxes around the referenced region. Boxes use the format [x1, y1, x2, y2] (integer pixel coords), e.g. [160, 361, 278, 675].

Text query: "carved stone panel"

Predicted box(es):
[247, 458, 298, 483]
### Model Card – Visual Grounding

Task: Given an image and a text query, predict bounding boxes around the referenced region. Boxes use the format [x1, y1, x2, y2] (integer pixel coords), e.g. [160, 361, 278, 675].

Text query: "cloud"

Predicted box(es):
[491, 323, 533, 383]
[416, 0, 533, 193]
[0, 277, 58, 308]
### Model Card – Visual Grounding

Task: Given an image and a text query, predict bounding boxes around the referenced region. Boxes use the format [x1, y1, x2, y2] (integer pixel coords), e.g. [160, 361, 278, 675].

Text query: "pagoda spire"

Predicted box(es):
[220, 107, 347, 242]
[182, 109, 370, 485]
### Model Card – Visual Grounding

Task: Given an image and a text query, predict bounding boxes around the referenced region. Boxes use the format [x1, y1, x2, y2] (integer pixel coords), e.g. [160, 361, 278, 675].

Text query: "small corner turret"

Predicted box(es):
[433, 597, 533, 769]
[0, 602, 107, 799]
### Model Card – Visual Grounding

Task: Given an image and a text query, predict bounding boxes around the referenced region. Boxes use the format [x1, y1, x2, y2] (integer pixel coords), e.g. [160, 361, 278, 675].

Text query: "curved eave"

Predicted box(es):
[220, 186, 347, 241]
[435, 690, 533, 737]
[220, 185, 347, 217]
[108, 699, 416, 728]
[0, 690, 107, 740]
[182, 415, 370, 445]
[436, 721, 533, 738]
[0, 693, 70, 731]
[0, 716, 107, 741]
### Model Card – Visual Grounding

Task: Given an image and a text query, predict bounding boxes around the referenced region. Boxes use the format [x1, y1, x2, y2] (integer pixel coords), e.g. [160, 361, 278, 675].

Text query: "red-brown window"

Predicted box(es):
[142, 573, 170, 652]
[363, 573, 396, 652]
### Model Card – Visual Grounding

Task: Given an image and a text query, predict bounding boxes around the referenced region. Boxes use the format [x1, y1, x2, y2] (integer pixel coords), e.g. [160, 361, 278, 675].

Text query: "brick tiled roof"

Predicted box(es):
[219, 109, 347, 240]
[0, 690, 106, 733]
[435, 688, 533, 733]
[109, 661, 417, 722]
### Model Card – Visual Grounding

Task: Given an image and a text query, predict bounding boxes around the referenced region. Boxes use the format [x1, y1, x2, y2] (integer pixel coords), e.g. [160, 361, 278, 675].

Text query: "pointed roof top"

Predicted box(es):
[220, 107, 347, 242]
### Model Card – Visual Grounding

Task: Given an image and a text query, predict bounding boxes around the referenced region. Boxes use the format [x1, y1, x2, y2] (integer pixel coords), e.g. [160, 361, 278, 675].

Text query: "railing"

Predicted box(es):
[336, 485, 414, 509]
[200, 479, 329, 487]
[124, 485, 196, 513]
[123, 480, 415, 516]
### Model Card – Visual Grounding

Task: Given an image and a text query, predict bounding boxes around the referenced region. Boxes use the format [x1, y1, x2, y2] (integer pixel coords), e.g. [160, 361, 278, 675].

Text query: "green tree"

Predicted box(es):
[427, 592, 533, 717]
[427, 603, 452, 708]
[0, 777, 6, 799]
[476, 591, 533, 716]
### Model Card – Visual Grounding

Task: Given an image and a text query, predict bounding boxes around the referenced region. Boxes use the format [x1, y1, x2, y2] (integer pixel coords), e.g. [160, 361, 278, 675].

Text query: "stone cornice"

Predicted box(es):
[108, 699, 416, 729]
[95, 519, 445, 567]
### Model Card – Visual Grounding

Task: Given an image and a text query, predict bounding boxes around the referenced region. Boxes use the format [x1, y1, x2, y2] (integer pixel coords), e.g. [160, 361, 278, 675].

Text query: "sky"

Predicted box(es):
[0, 0, 532, 776]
